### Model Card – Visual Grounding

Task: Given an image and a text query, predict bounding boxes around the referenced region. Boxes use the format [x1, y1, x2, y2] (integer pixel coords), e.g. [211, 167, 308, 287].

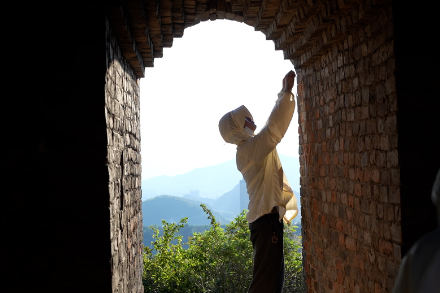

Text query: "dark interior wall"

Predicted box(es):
[3, 5, 112, 292]
[392, 2, 440, 256]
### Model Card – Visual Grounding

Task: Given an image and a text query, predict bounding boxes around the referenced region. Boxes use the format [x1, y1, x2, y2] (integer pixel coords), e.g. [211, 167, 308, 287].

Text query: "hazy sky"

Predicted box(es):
[140, 20, 299, 179]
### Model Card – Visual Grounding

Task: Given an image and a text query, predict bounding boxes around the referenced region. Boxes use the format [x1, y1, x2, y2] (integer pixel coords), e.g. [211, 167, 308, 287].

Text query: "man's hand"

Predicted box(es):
[282, 70, 296, 92]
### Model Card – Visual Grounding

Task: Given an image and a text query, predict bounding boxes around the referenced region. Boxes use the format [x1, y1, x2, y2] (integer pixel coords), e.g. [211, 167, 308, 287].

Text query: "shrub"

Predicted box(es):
[143, 204, 304, 293]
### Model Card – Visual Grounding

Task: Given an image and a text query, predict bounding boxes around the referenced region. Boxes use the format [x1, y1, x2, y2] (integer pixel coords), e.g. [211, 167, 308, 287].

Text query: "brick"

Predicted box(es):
[364, 230, 372, 246]
[394, 206, 401, 222]
[383, 222, 391, 240]
[393, 244, 401, 261]
[389, 187, 400, 203]
[385, 76, 396, 95]
[390, 223, 402, 242]
[386, 260, 399, 278]
[363, 169, 371, 182]
[380, 171, 391, 185]
[354, 183, 362, 197]
[371, 169, 380, 183]
[347, 208, 353, 221]
[379, 239, 393, 256]
[384, 204, 394, 221]
[377, 204, 384, 219]
[354, 197, 361, 211]
[390, 168, 400, 185]
[386, 150, 398, 167]
[375, 282, 382, 293]
[346, 236, 357, 251]
[380, 135, 390, 150]
[379, 186, 388, 202]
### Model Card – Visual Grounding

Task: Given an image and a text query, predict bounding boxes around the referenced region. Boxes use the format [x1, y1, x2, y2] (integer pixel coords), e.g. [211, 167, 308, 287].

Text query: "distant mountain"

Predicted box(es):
[142, 154, 301, 201]
[157, 180, 301, 224]
[211, 183, 241, 220]
[142, 154, 302, 223]
[207, 183, 301, 222]
[182, 182, 242, 222]
[142, 195, 229, 226]
[142, 159, 240, 200]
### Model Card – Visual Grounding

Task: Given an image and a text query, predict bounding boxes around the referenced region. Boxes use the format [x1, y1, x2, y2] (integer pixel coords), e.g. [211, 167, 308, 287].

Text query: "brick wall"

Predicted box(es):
[297, 7, 401, 292]
[4, 1, 438, 293]
[105, 17, 144, 293]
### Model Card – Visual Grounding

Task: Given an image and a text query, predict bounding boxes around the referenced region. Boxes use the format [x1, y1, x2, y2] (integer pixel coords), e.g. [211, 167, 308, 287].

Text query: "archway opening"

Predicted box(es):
[139, 19, 303, 291]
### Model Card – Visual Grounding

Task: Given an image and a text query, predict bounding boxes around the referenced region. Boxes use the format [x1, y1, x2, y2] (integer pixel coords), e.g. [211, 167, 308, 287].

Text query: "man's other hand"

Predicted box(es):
[282, 70, 296, 92]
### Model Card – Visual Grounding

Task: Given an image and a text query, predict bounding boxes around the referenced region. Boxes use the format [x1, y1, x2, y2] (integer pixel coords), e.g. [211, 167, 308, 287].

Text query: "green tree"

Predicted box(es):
[283, 223, 304, 292]
[143, 218, 197, 292]
[143, 204, 304, 292]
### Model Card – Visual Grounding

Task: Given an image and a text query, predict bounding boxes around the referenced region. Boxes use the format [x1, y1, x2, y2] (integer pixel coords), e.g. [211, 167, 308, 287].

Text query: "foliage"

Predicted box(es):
[143, 204, 304, 293]
[283, 223, 304, 292]
[143, 223, 228, 250]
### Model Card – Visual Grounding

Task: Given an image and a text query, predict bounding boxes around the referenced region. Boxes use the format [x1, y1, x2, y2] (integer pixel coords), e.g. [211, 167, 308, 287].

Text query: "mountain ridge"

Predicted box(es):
[142, 195, 229, 226]
[142, 154, 301, 201]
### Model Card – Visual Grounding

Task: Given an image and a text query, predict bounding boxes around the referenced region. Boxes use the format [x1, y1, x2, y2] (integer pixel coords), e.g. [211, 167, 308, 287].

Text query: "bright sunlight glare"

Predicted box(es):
[140, 20, 299, 179]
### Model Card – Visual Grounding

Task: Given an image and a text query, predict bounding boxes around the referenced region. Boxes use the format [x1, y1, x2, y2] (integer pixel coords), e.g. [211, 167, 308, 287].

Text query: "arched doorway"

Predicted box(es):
[106, 1, 439, 292]
[3, 1, 439, 292]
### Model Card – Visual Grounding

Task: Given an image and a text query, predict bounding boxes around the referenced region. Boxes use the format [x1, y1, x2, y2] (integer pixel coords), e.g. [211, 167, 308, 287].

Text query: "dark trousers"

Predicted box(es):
[248, 213, 284, 293]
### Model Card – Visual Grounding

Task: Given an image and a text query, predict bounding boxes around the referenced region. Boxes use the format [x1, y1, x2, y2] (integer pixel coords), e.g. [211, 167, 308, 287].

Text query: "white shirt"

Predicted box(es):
[218, 90, 299, 224]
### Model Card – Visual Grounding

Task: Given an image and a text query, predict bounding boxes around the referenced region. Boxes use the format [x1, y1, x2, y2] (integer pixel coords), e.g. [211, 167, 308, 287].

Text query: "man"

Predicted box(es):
[218, 70, 299, 293]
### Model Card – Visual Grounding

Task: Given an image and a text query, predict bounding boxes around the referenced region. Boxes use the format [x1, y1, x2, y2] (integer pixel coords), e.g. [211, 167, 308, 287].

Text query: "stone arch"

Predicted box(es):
[103, 0, 440, 292]
[3, 0, 439, 292]
[106, 0, 310, 77]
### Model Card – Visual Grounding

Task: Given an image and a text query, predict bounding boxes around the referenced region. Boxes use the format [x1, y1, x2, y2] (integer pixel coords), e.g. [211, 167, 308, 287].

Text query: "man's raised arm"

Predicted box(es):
[237, 71, 296, 163]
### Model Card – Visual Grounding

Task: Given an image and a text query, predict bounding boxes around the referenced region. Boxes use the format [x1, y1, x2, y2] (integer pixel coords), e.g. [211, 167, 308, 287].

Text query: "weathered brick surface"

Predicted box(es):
[105, 17, 144, 293]
[296, 6, 401, 293]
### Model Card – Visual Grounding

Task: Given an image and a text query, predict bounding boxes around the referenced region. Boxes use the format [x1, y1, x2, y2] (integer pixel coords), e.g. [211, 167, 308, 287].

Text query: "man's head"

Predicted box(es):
[219, 105, 254, 145]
